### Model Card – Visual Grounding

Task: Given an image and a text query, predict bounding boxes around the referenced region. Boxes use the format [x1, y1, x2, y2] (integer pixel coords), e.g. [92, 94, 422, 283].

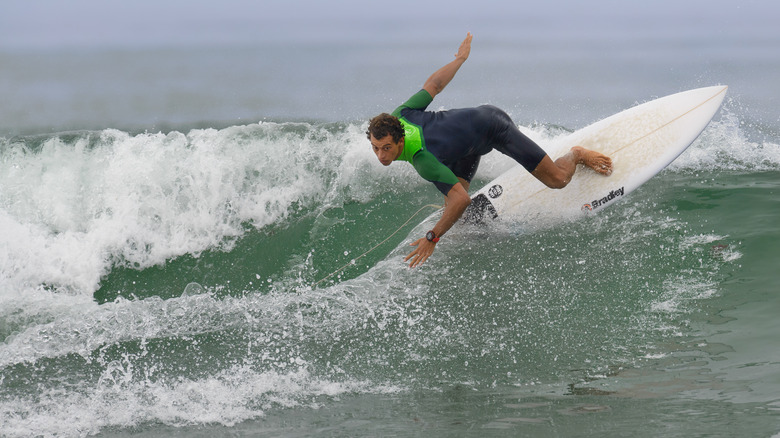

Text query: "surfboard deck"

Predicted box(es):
[463, 85, 728, 225]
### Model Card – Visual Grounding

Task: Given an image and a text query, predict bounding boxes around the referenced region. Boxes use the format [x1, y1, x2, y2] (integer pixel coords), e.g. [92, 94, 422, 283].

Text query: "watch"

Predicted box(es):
[425, 230, 440, 243]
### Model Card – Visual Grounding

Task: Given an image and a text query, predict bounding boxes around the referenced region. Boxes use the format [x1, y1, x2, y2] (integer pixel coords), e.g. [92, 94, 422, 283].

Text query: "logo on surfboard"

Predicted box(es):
[488, 185, 503, 199]
[582, 187, 625, 214]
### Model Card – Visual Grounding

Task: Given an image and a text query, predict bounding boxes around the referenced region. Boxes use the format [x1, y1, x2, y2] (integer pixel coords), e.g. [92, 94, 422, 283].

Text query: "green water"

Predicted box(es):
[80, 170, 777, 437]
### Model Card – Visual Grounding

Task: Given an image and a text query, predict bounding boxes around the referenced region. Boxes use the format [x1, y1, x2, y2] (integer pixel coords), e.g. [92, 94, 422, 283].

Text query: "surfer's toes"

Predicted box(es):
[572, 146, 613, 176]
[596, 158, 613, 176]
[583, 150, 613, 176]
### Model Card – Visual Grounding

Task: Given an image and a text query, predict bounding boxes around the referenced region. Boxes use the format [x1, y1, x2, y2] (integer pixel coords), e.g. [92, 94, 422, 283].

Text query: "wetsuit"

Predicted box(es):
[392, 89, 547, 195]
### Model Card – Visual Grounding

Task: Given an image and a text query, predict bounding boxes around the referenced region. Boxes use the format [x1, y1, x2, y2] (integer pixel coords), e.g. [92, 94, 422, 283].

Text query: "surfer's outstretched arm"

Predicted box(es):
[405, 182, 471, 268]
[422, 32, 472, 99]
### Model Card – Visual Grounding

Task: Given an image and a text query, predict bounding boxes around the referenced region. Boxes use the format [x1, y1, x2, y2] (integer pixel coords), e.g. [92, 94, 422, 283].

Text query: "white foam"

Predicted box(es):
[669, 110, 780, 172]
[0, 363, 402, 437]
[0, 123, 420, 297]
[0, 259, 414, 436]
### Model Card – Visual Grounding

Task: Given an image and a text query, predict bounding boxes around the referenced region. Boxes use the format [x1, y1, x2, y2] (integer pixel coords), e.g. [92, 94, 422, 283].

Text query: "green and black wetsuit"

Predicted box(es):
[392, 89, 547, 195]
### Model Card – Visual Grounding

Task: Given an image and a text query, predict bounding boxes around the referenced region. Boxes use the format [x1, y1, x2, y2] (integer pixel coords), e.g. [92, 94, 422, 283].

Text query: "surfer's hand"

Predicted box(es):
[455, 32, 472, 61]
[405, 237, 436, 268]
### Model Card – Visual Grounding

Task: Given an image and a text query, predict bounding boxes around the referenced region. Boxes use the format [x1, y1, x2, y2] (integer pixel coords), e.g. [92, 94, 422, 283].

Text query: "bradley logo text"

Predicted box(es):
[590, 187, 625, 209]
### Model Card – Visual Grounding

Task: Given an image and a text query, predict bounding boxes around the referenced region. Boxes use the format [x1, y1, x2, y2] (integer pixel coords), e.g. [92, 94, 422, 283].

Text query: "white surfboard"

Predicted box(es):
[463, 85, 728, 225]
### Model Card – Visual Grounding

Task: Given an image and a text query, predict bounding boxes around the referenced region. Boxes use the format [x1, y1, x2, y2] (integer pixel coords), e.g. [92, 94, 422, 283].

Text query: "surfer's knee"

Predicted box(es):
[545, 174, 570, 189]
[531, 156, 571, 189]
[534, 171, 569, 189]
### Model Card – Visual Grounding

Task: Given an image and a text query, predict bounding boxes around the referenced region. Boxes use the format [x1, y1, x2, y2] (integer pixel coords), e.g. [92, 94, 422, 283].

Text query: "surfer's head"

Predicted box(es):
[367, 113, 404, 143]
[367, 113, 404, 166]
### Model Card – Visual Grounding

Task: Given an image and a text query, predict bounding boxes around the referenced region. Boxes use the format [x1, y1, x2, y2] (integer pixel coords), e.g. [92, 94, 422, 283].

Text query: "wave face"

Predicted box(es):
[1, 108, 779, 436]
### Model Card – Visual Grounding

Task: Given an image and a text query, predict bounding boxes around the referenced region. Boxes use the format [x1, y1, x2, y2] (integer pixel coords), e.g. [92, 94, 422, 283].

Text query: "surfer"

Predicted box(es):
[367, 32, 613, 268]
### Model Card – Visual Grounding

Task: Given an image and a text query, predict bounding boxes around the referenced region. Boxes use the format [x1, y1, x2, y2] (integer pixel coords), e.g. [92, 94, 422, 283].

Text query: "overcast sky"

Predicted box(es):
[1, 0, 777, 50]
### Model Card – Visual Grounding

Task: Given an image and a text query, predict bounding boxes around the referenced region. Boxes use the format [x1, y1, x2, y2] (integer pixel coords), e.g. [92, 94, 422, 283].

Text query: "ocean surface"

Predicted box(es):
[2, 11, 780, 438]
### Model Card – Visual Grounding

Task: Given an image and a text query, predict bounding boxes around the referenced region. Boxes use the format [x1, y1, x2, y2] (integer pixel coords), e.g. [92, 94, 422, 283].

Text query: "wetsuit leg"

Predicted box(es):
[449, 154, 481, 182]
[482, 105, 547, 172]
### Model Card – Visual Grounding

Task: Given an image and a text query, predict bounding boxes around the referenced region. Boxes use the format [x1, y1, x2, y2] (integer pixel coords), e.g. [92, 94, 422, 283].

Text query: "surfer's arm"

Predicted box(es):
[422, 32, 472, 99]
[405, 183, 471, 268]
[405, 150, 466, 267]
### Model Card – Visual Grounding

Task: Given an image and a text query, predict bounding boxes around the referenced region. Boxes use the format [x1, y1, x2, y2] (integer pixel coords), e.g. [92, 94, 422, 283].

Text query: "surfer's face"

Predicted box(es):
[370, 134, 403, 166]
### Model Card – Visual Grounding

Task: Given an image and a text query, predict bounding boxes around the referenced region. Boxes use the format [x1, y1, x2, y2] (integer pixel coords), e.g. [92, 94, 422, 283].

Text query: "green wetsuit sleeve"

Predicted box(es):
[391, 89, 434, 117]
[412, 149, 460, 195]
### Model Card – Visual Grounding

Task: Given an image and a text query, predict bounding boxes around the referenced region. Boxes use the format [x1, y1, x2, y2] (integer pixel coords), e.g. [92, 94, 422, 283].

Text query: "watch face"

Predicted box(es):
[426, 231, 435, 241]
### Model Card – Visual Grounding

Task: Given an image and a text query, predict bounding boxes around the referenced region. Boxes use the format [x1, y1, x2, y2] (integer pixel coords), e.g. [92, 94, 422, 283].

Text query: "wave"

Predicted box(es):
[0, 122, 412, 296]
[1, 109, 776, 300]
[1, 109, 766, 435]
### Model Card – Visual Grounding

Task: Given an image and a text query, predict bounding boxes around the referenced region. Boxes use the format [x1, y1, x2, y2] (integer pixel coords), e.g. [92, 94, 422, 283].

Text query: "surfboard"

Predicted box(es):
[463, 85, 728, 225]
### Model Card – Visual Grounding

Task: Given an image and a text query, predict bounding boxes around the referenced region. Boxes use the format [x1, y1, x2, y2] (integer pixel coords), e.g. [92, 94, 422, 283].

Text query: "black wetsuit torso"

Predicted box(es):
[392, 89, 546, 195]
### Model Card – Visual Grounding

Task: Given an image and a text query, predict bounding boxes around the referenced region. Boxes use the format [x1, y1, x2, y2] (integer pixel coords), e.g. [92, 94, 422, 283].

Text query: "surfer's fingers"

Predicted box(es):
[405, 249, 424, 268]
[409, 253, 427, 268]
[457, 33, 472, 59]
[404, 240, 423, 263]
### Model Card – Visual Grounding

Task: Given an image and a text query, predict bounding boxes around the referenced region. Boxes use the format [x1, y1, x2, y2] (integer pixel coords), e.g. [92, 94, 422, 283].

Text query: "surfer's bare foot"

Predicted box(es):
[572, 146, 613, 176]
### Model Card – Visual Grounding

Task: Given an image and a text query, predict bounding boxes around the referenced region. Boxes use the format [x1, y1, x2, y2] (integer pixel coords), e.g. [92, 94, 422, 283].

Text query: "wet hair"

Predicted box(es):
[366, 113, 404, 142]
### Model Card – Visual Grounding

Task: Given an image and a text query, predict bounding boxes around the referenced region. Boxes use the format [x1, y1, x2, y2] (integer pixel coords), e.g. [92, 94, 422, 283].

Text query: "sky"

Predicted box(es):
[1, 0, 778, 132]
[1, 0, 777, 50]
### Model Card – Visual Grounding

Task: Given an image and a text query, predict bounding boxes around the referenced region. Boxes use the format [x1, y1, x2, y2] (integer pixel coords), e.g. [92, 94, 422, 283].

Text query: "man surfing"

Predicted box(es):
[367, 32, 613, 268]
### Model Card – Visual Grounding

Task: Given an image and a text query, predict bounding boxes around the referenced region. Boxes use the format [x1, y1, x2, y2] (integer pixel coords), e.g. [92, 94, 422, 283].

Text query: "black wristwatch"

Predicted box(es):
[425, 230, 440, 243]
